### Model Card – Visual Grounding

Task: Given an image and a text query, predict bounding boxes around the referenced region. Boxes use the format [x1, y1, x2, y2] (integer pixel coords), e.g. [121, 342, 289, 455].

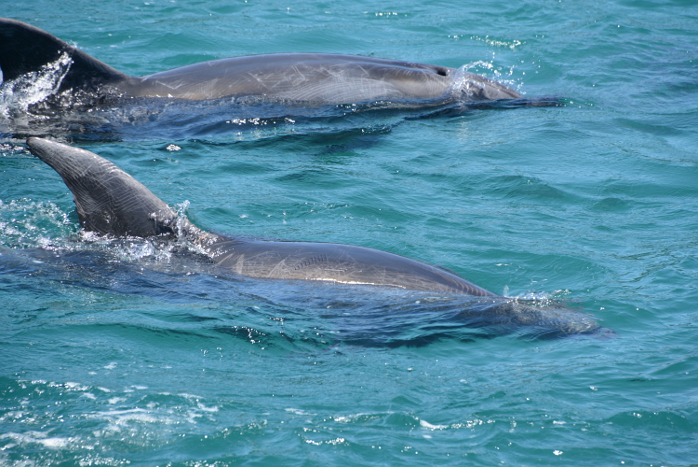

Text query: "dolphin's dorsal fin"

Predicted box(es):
[0, 18, 129, 93]
[26, 137, 180, 238]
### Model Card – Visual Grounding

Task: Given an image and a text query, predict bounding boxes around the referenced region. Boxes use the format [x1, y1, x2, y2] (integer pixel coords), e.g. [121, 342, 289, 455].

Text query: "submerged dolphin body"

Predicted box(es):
[0, 18, 521, 108]
[26, 138, 606, 336]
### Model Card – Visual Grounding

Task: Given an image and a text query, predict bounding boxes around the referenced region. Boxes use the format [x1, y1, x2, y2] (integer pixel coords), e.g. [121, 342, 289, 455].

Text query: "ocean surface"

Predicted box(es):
[1, 0, 697, 465]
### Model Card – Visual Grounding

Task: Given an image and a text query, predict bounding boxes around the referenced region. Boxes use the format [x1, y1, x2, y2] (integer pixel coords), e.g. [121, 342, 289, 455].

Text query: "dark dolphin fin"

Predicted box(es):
[0, 18, 130, 93]
[26, 137, 179, 238]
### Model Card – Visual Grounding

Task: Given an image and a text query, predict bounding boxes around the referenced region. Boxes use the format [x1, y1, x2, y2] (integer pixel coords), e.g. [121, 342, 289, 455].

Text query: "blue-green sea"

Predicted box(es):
[2, 0, 698, 465]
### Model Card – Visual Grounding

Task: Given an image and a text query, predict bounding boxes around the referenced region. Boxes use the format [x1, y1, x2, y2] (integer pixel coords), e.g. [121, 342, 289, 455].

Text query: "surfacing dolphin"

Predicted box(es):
[25, 137, 494, 295]
[26, 137, 606, 337]
[1, 18, 521, 109]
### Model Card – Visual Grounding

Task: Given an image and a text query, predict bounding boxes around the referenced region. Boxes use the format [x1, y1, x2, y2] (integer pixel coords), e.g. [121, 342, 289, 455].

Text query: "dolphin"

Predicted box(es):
[25, 137, 607, 336]
[1, 18, 521, 108]
[25, 137, 496, 295]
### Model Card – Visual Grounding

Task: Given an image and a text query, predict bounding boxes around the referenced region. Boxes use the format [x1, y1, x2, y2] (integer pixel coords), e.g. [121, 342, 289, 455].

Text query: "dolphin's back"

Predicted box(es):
[211, 238, 497, 295]
[131, 53, 456, 101]
[132, 53, 521, 102]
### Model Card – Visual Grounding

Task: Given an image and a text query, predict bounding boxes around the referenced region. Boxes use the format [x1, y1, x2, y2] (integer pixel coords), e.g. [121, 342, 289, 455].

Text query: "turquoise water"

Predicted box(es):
[2, 0, 698, 465]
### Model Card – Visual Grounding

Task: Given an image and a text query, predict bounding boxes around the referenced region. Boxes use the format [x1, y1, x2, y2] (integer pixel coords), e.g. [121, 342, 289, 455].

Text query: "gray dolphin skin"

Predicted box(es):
[26, 137, 496, 295]
[0, 18, 521, 106]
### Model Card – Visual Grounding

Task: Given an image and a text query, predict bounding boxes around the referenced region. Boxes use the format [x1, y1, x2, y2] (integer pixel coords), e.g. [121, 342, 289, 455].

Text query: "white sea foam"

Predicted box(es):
[419, 419, 449, 430]
[0, 431, 75, 450]
[0, 53, 72, 116]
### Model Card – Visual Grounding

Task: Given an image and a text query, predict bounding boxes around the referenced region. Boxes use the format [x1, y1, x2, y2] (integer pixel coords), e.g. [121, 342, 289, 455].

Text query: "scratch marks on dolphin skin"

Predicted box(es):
[235, 254, 245, 274]
[267, 258, 290, 278]
[293, 254, 330, 271]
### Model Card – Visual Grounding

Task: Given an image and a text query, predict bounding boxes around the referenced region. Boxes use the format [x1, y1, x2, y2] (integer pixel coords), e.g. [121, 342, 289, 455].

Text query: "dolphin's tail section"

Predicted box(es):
[0, 18, 129, 94]
[26, 137, 180, 238]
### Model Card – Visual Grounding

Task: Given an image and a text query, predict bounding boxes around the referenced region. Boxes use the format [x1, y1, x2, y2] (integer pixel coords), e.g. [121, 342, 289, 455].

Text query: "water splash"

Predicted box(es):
[0, 53, 72, 118]
[449, 62, 521, 99]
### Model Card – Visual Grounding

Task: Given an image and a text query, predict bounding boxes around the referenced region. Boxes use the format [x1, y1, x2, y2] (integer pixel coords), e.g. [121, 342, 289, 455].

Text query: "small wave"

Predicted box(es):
[0, 199, 74, 249]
